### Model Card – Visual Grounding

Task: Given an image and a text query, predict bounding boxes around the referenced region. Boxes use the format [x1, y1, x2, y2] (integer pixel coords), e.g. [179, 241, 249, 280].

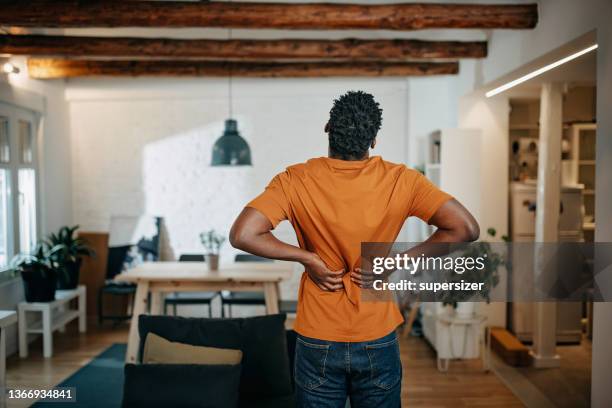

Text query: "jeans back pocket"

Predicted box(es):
[294, 337, 330, 391]
[365, 337, 402, 390]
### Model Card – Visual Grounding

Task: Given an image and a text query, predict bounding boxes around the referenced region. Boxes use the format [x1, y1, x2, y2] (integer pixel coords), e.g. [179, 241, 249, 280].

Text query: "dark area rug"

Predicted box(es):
[32, 343, 126, 408]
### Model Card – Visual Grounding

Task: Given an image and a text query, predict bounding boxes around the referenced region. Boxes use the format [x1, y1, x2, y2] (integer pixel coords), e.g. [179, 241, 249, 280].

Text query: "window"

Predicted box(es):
[0, 117, 10, 163]
[0, 103, 40, 270]
[19, 169, 37, 254]
[19, 120, 34, 164]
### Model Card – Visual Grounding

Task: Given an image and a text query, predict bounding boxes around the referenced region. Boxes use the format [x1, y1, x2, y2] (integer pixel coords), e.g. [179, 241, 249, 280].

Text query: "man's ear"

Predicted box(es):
[371, 138, 377, 149]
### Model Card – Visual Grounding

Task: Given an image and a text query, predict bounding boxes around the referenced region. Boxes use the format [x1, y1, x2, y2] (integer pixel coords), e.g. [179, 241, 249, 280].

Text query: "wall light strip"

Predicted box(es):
[485, 44, 598, 98]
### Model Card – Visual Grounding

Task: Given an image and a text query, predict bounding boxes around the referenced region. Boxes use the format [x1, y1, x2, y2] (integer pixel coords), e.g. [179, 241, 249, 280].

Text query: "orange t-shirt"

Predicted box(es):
[247, 156, 452, 342]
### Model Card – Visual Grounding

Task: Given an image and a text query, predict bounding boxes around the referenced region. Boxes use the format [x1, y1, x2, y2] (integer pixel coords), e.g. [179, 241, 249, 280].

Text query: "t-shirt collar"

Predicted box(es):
[323, 155, 381, 169]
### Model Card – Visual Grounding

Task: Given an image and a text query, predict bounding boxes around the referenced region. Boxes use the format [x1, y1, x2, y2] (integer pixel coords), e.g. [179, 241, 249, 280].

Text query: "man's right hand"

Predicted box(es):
[302, 252, 344, 292]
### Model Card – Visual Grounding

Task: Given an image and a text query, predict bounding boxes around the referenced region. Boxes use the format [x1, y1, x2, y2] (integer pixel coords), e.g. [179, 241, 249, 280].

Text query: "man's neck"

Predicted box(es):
[328, 150, 369, 161]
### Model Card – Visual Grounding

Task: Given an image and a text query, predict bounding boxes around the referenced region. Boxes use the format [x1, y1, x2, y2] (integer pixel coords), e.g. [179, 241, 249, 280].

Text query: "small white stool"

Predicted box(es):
[18, 285, 86, 358]
[436, 313, 490, 372]
[1, 310, 18, 408]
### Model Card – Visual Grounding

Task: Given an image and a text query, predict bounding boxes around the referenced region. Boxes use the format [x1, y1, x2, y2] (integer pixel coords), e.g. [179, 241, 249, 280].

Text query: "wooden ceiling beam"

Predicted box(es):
[27, 58, 459, 79]
[0, 2, 538, 30]
[0, 35, 487, 60]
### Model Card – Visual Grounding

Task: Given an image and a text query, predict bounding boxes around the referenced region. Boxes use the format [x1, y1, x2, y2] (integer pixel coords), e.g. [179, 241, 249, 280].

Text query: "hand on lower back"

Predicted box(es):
[303, 253, 344, 291]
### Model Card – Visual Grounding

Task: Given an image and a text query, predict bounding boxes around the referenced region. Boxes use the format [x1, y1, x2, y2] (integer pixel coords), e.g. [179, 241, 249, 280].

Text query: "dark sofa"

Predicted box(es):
[122, 313, 297, 408]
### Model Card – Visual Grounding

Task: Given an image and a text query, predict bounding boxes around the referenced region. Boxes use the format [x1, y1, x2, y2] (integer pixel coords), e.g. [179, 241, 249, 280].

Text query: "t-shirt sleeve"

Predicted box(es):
[406, 170, 453, 223]
[246, 172, 291, 228]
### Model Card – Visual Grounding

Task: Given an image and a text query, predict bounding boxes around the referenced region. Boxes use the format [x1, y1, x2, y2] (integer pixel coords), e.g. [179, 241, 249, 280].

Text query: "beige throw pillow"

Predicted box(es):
[143, 333, 243, 365]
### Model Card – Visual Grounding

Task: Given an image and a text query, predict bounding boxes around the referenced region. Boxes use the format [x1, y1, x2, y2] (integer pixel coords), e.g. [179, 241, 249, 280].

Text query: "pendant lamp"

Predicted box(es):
[211, 17, 252, 166]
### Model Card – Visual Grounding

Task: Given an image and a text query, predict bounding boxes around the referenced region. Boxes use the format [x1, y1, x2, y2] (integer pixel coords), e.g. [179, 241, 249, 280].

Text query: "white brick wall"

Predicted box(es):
[68, 78, 410, 308]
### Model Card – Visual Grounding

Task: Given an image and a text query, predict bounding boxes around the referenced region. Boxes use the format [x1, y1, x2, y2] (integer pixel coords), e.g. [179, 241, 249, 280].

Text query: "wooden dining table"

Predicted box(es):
[114, 261, 294, 363]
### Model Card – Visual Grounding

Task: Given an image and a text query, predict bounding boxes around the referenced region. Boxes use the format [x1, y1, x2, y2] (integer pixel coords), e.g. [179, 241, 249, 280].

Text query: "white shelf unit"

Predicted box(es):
[422, 129, 484, 360]
[18, 286, 86, 358]
[1, 310, 17, 407]
[423, 129, 482, 232]
[565, 123, 597, 241]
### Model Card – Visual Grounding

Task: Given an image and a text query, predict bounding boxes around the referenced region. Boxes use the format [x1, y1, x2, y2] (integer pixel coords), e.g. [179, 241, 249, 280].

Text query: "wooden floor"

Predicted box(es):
[5, 319, 523, 407]
[513, 340, 591, 408]
[400, 334, 523, 407]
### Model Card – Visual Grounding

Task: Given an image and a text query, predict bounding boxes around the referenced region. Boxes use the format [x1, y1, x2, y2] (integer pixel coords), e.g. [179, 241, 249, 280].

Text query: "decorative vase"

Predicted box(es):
[57, 258, 82, 290]
[207, 254, 219, 271]
[455, 302, 475, 318]
[21, 266, 57, 302]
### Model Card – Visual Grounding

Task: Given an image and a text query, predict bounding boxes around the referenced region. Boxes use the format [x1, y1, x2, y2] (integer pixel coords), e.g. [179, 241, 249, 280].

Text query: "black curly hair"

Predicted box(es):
[327, 90, 383, 160]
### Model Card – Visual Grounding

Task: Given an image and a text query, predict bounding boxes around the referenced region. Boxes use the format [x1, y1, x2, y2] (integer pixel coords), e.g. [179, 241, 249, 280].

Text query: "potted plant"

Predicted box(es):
[442, 228, 506, 317]
[46, 225, 94, 289]
[13, 244, 57, 302]
[199, 229, 225, 271]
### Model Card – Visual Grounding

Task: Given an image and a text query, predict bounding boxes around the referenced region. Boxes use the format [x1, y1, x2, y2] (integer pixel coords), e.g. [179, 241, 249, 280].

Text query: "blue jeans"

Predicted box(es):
[294, 331, 402, 408]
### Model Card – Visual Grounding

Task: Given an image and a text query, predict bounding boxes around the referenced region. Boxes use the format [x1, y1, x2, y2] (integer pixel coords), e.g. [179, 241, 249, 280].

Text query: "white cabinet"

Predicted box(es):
[509, 181, 584, 240]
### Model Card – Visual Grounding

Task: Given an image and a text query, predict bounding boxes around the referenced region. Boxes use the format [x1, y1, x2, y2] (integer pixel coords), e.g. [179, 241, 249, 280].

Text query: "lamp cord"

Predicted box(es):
[228, 2, 233, 119]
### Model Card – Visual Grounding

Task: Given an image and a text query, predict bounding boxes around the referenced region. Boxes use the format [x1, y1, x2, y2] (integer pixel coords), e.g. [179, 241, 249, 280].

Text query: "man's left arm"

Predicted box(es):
[230, 207, 345, 292]
[351, 198, 480, 287]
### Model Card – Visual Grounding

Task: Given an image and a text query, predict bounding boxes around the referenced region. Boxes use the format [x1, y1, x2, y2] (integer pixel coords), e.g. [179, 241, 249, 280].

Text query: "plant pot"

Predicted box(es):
[207, 254, 219, 271]
[57, 258, 82, 290]
[455, 301, 476, 319]
[21, 265, 57, 302]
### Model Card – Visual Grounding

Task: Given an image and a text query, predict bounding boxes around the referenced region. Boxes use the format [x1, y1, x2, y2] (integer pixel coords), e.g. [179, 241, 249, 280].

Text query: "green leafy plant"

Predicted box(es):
[45, 225, 94, 288]
[11, 243, 54, 276]
[199, 229, 226, 255]
[46, 225, 94, 263]
[442, 228, 505, 307]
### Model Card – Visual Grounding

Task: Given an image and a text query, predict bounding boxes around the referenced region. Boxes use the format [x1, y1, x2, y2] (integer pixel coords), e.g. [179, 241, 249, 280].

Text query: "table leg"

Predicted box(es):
[1, 326, 6, 408]
[150, 292, 163, 316]
[42, 308, 53, 358]
[264, 282, 280, 314]
[18, 307, 27, 358]
[78, 287, 87, 333]
[126, 281, 149, 363]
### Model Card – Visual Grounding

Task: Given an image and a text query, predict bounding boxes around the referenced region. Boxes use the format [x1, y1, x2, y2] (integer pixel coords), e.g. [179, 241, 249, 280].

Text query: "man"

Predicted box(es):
[230, 91, 479, 407]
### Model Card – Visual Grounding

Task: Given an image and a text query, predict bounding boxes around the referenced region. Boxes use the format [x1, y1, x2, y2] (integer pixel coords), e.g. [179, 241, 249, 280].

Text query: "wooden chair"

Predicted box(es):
[163, 254, 219, 317]
[221, 254, 297, 317]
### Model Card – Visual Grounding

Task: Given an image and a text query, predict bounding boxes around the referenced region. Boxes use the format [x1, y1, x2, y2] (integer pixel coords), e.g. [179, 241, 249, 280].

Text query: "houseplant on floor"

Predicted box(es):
[200, 229, 225, 271]
[13, 244, 57, 302]
[46, 225, 94, 289]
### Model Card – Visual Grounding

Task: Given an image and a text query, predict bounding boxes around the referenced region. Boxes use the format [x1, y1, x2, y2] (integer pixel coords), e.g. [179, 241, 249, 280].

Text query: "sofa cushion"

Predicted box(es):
[122, 363, 241, 408]
[138, 314, 292, 401]
[143, 332, 242, 365]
